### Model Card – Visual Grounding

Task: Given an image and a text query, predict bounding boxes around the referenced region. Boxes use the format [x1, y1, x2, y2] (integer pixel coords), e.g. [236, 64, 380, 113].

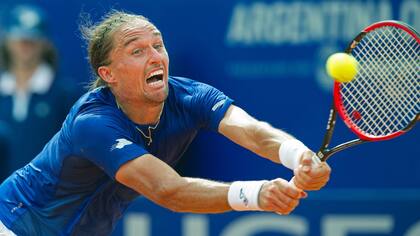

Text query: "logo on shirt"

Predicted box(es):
[111, 138, 133, 151]
[212, 99, 226, 111]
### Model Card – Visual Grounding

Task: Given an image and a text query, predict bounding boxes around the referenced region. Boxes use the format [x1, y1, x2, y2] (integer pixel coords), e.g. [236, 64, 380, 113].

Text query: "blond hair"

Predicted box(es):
[80, 10, 151, 90]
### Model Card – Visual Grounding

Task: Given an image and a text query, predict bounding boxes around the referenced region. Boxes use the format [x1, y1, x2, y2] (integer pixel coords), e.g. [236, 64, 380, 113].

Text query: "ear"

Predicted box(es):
[98, 66, 116, 83]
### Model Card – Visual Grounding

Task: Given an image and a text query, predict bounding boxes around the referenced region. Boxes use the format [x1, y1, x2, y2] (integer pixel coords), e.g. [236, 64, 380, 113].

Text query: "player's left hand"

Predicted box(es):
[293, 151, 331, 191]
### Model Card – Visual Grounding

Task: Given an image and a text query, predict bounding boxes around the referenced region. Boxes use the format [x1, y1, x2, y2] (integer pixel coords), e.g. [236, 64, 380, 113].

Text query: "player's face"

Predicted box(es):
[6, 39, 43, 67]
[108, 20, 169, 104]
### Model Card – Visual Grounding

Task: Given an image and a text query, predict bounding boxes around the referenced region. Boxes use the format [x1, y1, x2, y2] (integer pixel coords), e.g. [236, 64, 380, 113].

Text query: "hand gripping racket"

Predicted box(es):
[292, 20, 419, 185]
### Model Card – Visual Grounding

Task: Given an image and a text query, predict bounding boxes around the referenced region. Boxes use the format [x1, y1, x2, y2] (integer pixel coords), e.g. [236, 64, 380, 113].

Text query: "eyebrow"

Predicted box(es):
[123, 31, 162, 47]
[123, 37, 139, 47]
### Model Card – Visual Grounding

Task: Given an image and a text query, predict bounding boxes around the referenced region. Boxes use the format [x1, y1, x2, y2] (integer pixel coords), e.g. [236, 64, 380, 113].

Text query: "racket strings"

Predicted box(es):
[347, 34, 410, 133]
[340, 26, 419, 137]
[356, 28, 418, 133]
[357, 31, 418, 133]
[365, 32, 417, 121]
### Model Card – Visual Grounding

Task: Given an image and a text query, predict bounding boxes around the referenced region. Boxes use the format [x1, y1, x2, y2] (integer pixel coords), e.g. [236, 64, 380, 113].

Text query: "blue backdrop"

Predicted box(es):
[0, 0, 418, 235]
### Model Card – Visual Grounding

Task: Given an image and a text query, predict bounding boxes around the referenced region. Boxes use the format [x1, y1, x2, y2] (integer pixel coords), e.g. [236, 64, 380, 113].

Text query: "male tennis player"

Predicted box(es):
[0, 10, 331, 235]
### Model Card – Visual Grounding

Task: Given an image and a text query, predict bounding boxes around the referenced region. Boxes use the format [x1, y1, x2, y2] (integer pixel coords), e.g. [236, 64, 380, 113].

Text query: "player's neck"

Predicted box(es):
[116, 98, 164, 125]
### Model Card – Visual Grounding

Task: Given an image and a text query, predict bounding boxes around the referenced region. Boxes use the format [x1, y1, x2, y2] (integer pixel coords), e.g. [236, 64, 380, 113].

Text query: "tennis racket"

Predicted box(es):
[293, 20, 419, 183]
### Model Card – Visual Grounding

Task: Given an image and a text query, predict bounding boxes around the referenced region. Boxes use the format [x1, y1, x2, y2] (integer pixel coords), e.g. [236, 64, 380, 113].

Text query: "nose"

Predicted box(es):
[148, 46, 162, 64]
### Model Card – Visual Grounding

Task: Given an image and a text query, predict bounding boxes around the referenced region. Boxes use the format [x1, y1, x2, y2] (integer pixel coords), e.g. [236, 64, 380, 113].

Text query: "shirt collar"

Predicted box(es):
[0, 63, 54, 96]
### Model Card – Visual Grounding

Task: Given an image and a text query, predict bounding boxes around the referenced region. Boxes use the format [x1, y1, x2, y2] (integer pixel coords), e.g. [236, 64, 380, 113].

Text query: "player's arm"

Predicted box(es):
[218, 105, 331, 190]
[218, 104, 294, 163]
[115, 154, 305, 214]
[71, 110, 300, 214]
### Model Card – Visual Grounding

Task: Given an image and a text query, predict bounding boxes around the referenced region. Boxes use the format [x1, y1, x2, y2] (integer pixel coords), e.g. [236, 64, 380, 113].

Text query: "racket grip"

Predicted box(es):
[277, 154, 321, 215]
[288, 154, 322, 187]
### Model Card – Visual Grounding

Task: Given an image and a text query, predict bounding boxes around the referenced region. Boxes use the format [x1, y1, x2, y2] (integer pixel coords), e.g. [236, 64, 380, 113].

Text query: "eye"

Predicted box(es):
[132, 48, 144, 55]
[153, 43, 164, 51]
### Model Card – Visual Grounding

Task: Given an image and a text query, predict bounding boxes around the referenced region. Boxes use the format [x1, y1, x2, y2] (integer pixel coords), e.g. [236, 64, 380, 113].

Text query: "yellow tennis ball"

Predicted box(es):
[326, 53, 358, 83]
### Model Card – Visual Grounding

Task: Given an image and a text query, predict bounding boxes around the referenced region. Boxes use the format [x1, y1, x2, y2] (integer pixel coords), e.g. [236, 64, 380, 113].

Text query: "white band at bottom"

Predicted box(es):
[228, 180, 267, 211]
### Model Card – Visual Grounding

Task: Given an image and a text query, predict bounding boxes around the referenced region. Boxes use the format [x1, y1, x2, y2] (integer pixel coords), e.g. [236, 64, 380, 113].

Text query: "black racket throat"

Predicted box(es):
[317, 106, 418, 162]
[316, 105, 367, 162]
[318, 95, 418, 162]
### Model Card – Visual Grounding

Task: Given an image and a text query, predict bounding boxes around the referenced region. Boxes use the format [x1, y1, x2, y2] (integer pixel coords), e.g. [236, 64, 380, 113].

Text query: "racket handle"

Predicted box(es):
[277, 155, 321, 215]
[288, 154, 322, 187]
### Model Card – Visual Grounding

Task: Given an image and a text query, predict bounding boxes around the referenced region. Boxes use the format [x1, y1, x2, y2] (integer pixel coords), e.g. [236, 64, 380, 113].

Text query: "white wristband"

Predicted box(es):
[228, 180, 267, 211]
[279, 139, 309, 170]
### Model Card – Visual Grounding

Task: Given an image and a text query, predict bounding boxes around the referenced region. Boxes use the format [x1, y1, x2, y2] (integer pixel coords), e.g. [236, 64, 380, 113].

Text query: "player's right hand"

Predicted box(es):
[258, 178, 307, 215]
[293, 151, 331, 191]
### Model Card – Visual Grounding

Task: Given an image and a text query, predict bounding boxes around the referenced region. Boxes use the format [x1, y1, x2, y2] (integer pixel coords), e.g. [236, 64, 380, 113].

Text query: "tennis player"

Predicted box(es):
[0, 10, 331, 235]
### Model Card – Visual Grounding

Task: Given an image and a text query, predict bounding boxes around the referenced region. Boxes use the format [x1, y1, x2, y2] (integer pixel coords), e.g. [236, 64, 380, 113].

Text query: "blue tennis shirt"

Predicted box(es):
[0, 76, 233, 235]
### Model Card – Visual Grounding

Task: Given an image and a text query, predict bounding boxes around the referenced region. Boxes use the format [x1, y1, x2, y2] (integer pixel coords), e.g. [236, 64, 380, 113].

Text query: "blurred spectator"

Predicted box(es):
[0, 4, 80, 181]
[0, 121, 10, 182]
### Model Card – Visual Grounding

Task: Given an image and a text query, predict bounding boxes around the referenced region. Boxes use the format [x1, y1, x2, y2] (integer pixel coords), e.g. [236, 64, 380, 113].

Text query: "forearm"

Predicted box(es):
[250, 121, 295, 163]
[116, 155, 231, 214]
[159, 177, 231, 213]
[219, 105, 297, 164]
[116, 154, 308, 215]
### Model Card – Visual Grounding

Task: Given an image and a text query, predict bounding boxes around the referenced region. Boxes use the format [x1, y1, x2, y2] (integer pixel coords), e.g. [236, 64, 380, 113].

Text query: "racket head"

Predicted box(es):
[334, 20, 419, 141]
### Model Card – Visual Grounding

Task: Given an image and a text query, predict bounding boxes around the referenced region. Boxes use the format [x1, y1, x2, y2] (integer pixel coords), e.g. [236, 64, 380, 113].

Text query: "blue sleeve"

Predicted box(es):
[190, 82, 234, 131]
[71, 113, 148, 178]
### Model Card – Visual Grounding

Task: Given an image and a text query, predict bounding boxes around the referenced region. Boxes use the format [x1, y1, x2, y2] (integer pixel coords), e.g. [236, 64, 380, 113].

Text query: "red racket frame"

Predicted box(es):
[317, 21, 419, 161]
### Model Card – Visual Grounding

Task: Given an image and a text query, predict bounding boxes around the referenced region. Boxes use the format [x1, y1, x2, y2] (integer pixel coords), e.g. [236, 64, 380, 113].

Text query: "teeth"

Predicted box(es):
[147, 69, 164, 79]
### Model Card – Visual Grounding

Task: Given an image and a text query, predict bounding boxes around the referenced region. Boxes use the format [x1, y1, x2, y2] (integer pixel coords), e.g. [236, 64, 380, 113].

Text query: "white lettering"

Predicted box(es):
[183, 214, 208, 236]
[220, 214, 308, 236]
[226, 0, 419, 46]
[226, 4, 249, 45]
[125, 214, 151, 236]
[122, 213, 420, 236]
[322, 215, 394, 236]
[406, 221, 420, 236]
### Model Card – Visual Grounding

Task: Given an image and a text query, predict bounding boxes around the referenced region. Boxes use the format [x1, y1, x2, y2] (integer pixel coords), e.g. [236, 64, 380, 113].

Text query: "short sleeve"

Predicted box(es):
[190, 82, 234, 131]
[71, 113, 148, 178]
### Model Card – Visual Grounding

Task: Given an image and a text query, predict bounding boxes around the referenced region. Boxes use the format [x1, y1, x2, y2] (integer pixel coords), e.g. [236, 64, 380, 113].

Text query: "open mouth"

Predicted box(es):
[146, 69, 164, 87]
[146, 74, 163, 84]
[146, 70, 163, 84]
